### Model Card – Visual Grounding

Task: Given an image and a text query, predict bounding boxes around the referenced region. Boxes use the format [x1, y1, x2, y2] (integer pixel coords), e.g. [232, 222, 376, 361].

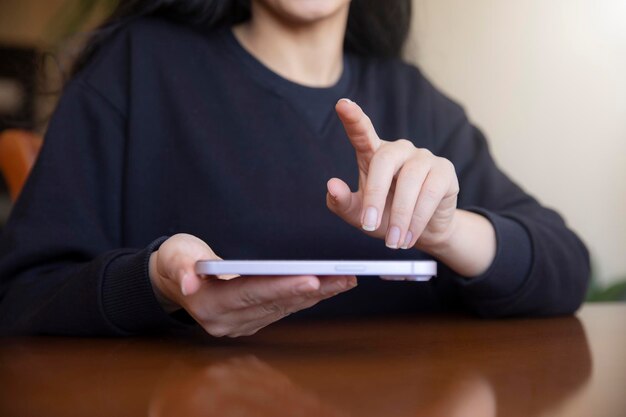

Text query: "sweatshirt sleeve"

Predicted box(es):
[422, 76, 590, 317]
[0, 81, 185, 335]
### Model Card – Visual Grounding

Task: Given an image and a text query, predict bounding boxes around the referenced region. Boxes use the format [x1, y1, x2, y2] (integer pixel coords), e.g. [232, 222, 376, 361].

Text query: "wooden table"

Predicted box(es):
[1, 303, 624, 417]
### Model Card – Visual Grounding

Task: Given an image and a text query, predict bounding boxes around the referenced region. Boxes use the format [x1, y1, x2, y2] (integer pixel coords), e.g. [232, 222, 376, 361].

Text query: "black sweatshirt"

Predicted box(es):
[0, 19, 590, 336]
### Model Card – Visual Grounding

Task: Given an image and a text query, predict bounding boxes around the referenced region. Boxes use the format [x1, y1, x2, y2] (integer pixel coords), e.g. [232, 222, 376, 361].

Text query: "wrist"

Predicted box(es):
[415, 210, 496, 278]
[414, 210, 460, 258]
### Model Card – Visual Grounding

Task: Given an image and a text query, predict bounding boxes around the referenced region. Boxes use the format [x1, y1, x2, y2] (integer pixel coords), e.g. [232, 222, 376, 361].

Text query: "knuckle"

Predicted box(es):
[365, 183, 387, 196]
[423, 186, 442, 200]
[411, 213, 428, 230]
[358, 113, 374, 132]
[401, 160, 425, 178]
[422, 179, 447, 199]
[373, 148, 395, 164]
[417, 148, 434, 159]
[351, 131, 369, 144]
[395, 138, 414, 149]
[391, 205, 412, 220]
[451, 178, 460, 194]
[439, 157, 455, 172]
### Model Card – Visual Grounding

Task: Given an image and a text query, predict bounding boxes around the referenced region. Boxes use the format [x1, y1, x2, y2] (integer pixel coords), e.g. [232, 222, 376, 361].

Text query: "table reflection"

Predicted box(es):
[149, 356, 499, 417]
[0, 316, 592, 417]
[149, 356, 349, 417]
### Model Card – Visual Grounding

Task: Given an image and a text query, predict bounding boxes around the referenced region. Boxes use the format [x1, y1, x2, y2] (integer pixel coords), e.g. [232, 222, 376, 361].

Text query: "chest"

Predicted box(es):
[123, 72, 427, 260]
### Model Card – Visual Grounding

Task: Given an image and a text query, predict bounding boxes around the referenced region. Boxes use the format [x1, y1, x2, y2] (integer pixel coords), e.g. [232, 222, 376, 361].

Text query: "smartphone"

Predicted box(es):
[195, 260, 436, 282]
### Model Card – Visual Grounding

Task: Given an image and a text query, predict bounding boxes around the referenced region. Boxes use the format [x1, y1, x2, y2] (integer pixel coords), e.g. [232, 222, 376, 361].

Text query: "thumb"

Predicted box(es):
[180, 269, 204, 296]
[326, 177, 362, 228]
[179, 250, 225, 296]
[158, 233, 221, 297]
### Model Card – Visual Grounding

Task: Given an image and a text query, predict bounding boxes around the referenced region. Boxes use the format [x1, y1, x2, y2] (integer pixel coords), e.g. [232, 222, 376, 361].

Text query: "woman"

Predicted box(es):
[0, 0, 589, 336]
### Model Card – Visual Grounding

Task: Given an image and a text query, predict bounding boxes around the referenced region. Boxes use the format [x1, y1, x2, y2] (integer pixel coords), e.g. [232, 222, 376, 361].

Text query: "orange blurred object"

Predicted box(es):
[0, 129, 43, 202]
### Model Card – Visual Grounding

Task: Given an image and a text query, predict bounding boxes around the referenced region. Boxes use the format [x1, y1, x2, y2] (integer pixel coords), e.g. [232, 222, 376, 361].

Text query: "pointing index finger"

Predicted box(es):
[335, 98, 381, 160]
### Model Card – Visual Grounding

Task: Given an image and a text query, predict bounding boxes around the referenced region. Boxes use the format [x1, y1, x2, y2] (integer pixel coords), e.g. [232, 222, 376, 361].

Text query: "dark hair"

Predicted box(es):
[72, 0, 412, 76]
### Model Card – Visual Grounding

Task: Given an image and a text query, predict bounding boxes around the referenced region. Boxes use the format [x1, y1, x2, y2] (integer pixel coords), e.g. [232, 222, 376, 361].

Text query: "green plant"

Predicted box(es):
[586, 278, 626, 302]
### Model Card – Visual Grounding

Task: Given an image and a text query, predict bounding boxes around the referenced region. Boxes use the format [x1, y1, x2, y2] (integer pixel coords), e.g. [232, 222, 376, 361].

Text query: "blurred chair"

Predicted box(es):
[0, 129, 43, 202]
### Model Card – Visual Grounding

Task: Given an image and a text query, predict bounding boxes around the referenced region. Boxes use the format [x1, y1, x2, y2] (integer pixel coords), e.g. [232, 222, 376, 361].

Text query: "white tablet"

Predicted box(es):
[195, 260, 436, 282]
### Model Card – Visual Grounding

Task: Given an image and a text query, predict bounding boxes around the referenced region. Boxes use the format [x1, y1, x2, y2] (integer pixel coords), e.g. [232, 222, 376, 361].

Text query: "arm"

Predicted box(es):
[435, 116, 590, 317]
[328, 96, 590, 317]
[0, 81, 179, 335]
[421, 209, 496, 278]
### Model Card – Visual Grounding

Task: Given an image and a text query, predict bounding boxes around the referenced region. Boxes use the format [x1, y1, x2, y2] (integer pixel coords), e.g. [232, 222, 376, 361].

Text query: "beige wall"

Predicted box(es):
[409, 0, 626, 285]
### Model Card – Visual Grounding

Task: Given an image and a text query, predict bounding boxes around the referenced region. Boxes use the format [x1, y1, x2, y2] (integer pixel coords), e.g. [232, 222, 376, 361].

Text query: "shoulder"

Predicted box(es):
[77, 17, 203, 79]
[89, 16, 213, 58]
[83, 16, 222, 71]
[73, 17, 222, 112]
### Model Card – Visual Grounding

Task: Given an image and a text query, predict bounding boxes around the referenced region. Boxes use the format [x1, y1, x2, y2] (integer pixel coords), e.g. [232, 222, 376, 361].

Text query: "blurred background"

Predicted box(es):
[0, 0, 624, 298]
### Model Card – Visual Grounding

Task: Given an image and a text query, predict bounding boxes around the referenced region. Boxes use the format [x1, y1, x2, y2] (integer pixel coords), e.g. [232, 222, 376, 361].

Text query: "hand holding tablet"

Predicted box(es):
[150, 235, 436, 339]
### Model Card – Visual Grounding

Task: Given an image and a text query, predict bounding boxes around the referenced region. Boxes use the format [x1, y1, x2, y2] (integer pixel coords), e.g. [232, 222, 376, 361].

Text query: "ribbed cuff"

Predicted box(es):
[453, 209, 533, 300]
[101, 236, 190, 334]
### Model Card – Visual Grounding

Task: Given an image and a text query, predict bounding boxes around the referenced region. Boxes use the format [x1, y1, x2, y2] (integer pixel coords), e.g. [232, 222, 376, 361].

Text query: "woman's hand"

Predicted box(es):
[328, 98, 460, 252]
[149, 234, 357, 337]
[328, 99, 496, 277]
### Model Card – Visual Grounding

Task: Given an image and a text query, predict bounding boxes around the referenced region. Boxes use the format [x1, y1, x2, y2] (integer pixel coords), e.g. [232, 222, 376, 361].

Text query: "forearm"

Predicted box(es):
[417, 209, 496, 278]
[0, 239, 180, 336]
[0, 254, 124, 336]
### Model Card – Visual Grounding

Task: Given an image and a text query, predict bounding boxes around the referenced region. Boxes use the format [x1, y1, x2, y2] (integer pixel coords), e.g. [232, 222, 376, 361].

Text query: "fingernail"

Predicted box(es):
[401, 231, 413, 249]
[386, 226, 401, 249]
[295, 280, 317, 295]
[362, 207, 378, 231]
[339, 98, 353, 104]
